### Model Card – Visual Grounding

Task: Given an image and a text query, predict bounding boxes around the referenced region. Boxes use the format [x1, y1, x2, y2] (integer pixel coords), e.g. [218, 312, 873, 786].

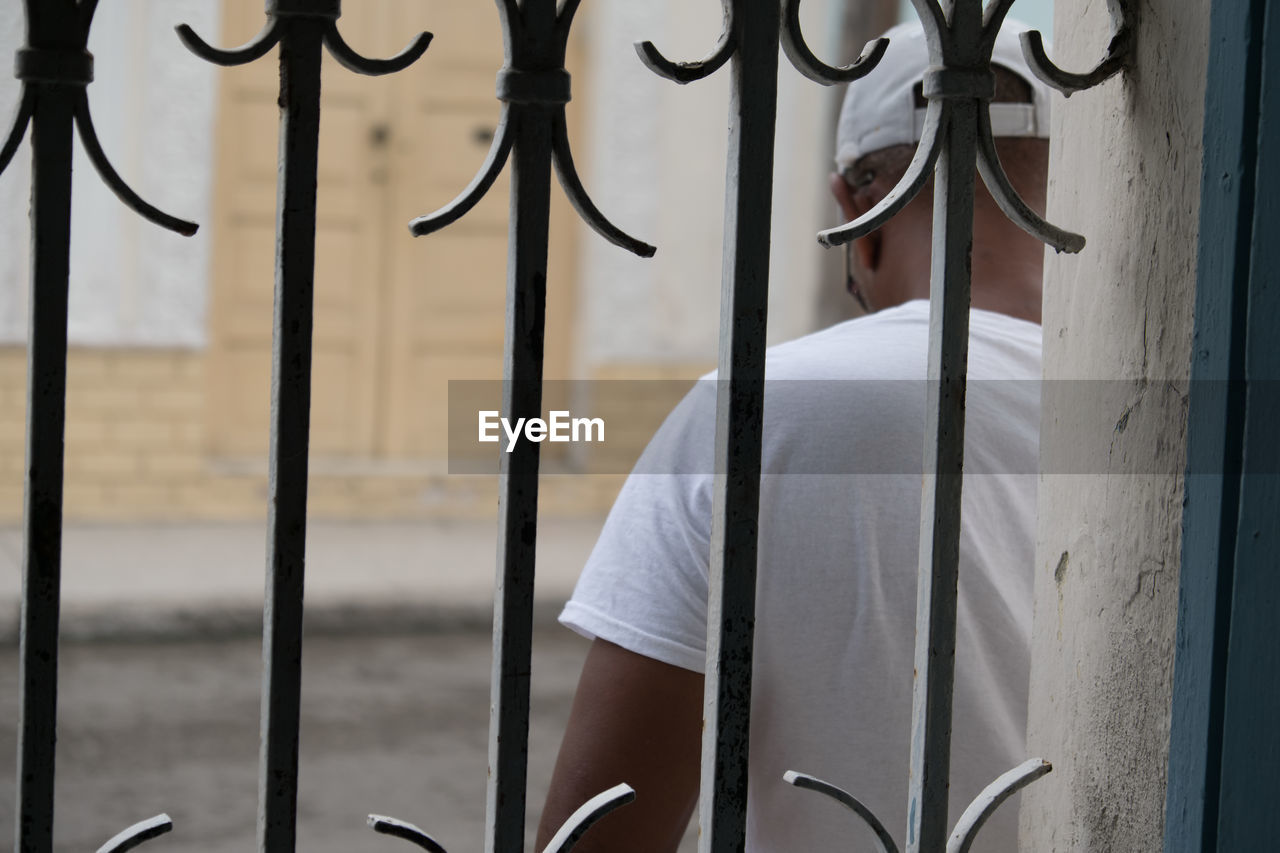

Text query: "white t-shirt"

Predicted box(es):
[561, 300, 1041, 852]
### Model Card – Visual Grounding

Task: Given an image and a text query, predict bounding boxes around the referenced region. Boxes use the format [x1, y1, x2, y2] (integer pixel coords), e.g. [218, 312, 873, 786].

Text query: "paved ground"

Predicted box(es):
[0, 520, 602, 642]
[0, 519, 700, 851]
[0, 628, 698, 853]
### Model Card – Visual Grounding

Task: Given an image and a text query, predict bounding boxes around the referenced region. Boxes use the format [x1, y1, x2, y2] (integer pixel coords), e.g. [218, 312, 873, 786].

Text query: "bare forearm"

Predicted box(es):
[536, 639, 702, 853]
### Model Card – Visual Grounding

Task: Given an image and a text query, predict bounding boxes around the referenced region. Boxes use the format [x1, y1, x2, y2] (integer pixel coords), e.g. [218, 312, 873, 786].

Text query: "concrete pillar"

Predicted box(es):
[1019, 0, 1209, 848]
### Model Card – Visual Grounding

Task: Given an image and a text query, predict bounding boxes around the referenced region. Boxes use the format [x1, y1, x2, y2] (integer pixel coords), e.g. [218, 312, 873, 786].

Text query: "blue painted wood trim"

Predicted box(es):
[1214, 0, 1280, 841]
[1163, 0, 1267, 847]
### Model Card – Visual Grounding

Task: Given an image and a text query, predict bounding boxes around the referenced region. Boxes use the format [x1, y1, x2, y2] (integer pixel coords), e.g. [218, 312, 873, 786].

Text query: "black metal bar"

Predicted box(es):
[485, 2, 555, 846]
[905, 2, 981, 849]
[6, 2, 197, 849]
[699, 3, 780, 852]
[391, 0, 647, 848]
[257, 15, 325, 852]
[12, 3, 84, 850]
[175, 5, 429, 848]
[16, 53, 74, 853]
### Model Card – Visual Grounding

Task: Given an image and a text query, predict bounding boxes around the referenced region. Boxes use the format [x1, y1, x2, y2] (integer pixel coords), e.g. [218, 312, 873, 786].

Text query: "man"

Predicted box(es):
[537, 19, 1050, 853]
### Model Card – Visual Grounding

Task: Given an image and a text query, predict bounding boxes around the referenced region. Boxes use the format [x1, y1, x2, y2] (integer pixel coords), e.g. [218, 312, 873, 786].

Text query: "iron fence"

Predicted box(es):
[0, 0, 1130, 851]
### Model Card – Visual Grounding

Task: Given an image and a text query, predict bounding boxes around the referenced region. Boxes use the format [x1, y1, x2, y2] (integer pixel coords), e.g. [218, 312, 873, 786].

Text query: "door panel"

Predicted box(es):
[208, 0, 579, 464]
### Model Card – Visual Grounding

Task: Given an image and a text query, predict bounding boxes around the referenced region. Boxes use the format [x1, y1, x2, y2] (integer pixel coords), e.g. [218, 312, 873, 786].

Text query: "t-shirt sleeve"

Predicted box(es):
[559, 382, 715, 673]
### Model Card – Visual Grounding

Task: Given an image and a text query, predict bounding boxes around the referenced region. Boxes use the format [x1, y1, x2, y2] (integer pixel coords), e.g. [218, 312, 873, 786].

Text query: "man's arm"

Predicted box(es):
[536, 639, 703, 853]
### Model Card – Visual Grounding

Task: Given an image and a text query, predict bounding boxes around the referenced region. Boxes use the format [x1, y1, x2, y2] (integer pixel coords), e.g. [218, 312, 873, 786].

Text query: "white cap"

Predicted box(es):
[835, 18, 1052, 171]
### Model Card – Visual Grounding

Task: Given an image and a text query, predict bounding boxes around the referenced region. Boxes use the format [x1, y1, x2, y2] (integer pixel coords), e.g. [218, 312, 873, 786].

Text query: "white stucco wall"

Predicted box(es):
[574, 0, 847, 369]
[0, 0, 218, 347]
[1019, 0, 1208, 847]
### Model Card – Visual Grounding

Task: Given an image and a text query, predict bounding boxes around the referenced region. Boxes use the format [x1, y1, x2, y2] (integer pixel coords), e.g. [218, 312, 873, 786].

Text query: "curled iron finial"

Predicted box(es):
[78, 0, 105, 33]
[175, 20, 284, 67]
[0, 90, 35, 179]
[410, 110, 516, 237]
[818, 0, 1126, 251]
[552, 112, 656, 256]
[94, 814, 173, 853]
[1018, 0, 1133, 96]
[323, 24, 432, 76]
[408, 0, 653, 256]
[636, 0, 736, 84]
[73, 92, 199, 236]
[368, 814, 450, 853]
[178, 7, 431, 76]
[945, 758, 1052, 853]
[539, 783, 636, 853]
[555, 0, 585, 39]
[783, 771, 899, 853]
[975, 106, 1085, 253]
[818, 100, 947, 248]
[1, 3, 199, 235]
[781, 0, 888, 85]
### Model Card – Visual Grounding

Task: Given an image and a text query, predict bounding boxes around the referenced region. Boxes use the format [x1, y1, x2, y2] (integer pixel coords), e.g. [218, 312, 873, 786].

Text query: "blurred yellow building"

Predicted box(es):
[0, 0, 875, 523]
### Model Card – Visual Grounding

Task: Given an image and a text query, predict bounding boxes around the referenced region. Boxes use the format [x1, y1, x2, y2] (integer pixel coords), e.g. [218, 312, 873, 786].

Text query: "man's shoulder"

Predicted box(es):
[763, 300, 932, 381]
[765, 300, 1042, 381]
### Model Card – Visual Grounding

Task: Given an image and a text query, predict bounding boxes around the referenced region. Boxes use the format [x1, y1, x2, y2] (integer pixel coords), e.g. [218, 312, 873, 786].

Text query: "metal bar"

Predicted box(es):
[14, 2, 80, 849]
[258, 17, 325, 853]
[16, 66, 73, 853]
[905, 1, 983, 848]
[484, 4, 555, 847]
[699, 3, 780, 852]
[480, 2, 563, 848]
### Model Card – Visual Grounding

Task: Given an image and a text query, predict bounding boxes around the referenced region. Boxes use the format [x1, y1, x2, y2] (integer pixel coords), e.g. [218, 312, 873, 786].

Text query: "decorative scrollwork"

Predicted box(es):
[73, 92, 199, 236]
[0, 89, 34, 179]
[0, 0, 197, 235]
[409, 0, 653, 257]
[178, 7, 431, 76]
[636, 0, 736, 85]
[94, 814, 173, 853]
[175, 20, 284, 67]
[975, 105, 1085, 252]
[819, 100, 947, 248]
[945, 758, 1052, 853]
[539, 783, 636, 853]
[552, 112, 656, 257]
[367, 784, 634, 853]
[781, 0, 888, 85]
[411, 110, 516, 237]
[322, 23, 432, 76]
[368, 814, 450, 853]
[818, 0, 1132, 252]
[1019, 0, 1133, 96]
[783, 771, 899, 853]
[79, 0, 104, 32]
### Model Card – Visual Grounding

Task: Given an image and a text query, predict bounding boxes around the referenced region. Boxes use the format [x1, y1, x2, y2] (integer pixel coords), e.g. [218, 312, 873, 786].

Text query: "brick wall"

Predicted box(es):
[0, 349, 634, 523]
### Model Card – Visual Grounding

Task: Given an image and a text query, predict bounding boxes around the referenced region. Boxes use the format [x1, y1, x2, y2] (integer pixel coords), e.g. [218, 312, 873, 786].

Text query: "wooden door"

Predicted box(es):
[207, 0, 579, 464]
